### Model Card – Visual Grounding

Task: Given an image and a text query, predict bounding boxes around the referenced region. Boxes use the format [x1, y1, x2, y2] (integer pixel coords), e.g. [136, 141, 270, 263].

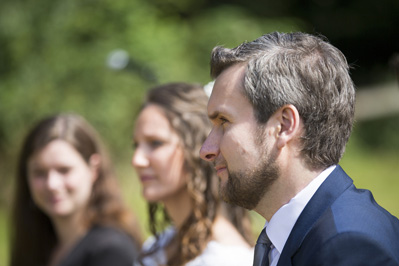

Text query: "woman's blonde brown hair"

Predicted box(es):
[10, 113, 141, 266]
[139, 83, 252, 266]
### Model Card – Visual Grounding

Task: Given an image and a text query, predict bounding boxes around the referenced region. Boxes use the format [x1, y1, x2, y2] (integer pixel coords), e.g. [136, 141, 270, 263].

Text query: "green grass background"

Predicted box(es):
[0, 137, 398, 266]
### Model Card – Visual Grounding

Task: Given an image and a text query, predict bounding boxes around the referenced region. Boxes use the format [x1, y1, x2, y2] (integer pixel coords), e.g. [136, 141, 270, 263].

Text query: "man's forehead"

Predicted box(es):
[216, 63, 246, 87]
[207, 64, 247, 117]
[210, 64, 246, 97]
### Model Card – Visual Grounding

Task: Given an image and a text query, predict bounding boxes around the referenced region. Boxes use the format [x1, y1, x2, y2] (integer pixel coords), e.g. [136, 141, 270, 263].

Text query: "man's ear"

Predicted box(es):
[274, 104, 301, 149]
[89, 154, 101, 182]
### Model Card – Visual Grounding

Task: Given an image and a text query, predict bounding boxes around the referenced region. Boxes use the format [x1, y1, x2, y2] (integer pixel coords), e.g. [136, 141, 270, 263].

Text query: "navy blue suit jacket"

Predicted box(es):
[276, 165, 399, 266]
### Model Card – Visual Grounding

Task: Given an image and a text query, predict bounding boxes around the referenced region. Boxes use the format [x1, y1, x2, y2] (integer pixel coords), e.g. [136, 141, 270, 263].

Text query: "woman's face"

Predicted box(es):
[27, 140, 98, 220]
[132, 104, 187, 203]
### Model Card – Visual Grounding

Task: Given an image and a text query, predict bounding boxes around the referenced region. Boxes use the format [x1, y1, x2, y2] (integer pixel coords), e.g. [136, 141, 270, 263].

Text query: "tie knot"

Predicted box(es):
[257, 228, 271, 246]
[253, 228, 272, 266]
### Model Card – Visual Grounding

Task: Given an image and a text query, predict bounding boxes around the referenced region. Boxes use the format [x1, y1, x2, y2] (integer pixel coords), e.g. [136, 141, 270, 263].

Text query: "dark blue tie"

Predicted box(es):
[253, 228, 272, 266]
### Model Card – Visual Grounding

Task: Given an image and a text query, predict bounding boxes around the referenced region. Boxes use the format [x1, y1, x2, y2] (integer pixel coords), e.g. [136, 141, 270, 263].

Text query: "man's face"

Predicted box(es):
[200, 64, 279, 210]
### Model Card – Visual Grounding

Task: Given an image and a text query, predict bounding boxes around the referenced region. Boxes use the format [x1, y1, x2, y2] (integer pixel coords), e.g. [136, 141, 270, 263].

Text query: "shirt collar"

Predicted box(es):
[265, 165, 336, 254]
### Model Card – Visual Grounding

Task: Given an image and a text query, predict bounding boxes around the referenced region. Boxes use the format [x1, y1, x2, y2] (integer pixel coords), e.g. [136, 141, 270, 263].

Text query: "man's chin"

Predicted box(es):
[219, 175, 240, 205]
[219, 182, 232, 203]
[219, 183, 256, 210]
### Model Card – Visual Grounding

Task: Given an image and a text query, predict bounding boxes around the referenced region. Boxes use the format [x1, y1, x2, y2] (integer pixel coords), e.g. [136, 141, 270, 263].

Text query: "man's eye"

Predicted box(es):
[220, 117, 229, 125]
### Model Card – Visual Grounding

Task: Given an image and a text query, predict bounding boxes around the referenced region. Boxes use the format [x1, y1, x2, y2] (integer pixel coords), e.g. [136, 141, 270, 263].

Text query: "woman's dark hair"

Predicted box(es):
[10, 113, 141, 266]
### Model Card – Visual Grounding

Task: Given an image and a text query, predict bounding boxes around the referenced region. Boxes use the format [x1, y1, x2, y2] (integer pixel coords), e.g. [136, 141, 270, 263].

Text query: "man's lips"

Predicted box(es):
[215, 165, 227, 175]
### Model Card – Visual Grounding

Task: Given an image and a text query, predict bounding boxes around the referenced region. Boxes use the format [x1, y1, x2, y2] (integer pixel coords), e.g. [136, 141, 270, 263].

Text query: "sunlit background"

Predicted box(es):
[1, 0, 398, 265]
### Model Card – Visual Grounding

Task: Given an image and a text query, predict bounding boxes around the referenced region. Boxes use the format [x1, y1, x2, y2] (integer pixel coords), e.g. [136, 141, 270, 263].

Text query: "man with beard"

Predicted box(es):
[200, 32, 399, 266]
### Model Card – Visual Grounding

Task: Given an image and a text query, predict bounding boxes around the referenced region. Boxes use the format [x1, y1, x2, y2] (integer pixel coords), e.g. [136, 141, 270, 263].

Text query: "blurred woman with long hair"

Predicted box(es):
[132, 82, 254, 266]
[10, 113, 141, 266]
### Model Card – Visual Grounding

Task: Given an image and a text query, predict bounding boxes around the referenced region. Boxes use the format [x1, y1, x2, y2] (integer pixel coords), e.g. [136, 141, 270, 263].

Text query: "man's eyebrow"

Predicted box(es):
[208, 111, 219, 120]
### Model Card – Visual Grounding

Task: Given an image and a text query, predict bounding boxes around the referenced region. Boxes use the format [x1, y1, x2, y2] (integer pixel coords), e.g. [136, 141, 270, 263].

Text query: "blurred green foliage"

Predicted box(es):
[355, 115, 399, 151]
[0, 0, 302, 203]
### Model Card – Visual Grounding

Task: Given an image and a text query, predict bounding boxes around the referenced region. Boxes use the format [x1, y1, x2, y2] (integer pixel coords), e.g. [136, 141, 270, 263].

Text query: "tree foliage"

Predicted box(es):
[0, 0, 301, 202]
[1, 0, 398, 203]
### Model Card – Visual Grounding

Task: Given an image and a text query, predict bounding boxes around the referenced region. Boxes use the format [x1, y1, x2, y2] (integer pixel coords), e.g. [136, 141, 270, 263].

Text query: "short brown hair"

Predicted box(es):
[211, 32, 356, 169]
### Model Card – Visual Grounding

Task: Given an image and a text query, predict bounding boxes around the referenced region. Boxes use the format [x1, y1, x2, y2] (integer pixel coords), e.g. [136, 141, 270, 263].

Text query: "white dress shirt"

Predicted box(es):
[264, 165, 336, 266]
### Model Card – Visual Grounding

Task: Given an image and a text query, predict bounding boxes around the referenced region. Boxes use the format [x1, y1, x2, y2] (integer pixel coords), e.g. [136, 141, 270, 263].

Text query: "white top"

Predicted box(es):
[137, 227, 254, 266]
[265, 165, 336, 266]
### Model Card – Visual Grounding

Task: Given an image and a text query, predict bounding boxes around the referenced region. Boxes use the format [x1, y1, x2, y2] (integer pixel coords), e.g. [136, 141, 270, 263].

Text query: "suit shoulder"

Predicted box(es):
[330, 187, 399, 235]
[299, 204, 399, 265]
[310, 232, 399, 266]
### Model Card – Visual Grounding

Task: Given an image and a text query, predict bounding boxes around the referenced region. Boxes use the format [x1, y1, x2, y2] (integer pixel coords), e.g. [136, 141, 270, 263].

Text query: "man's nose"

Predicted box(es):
[199, 129, 219, 162]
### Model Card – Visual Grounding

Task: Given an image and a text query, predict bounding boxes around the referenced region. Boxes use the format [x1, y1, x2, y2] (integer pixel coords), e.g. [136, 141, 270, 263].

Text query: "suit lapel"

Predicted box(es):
[277, 165, 353, 266]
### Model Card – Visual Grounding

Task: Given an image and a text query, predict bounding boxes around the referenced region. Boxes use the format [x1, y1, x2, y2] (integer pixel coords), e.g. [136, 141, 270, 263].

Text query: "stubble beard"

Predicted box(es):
[220, 135, 279, 210]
